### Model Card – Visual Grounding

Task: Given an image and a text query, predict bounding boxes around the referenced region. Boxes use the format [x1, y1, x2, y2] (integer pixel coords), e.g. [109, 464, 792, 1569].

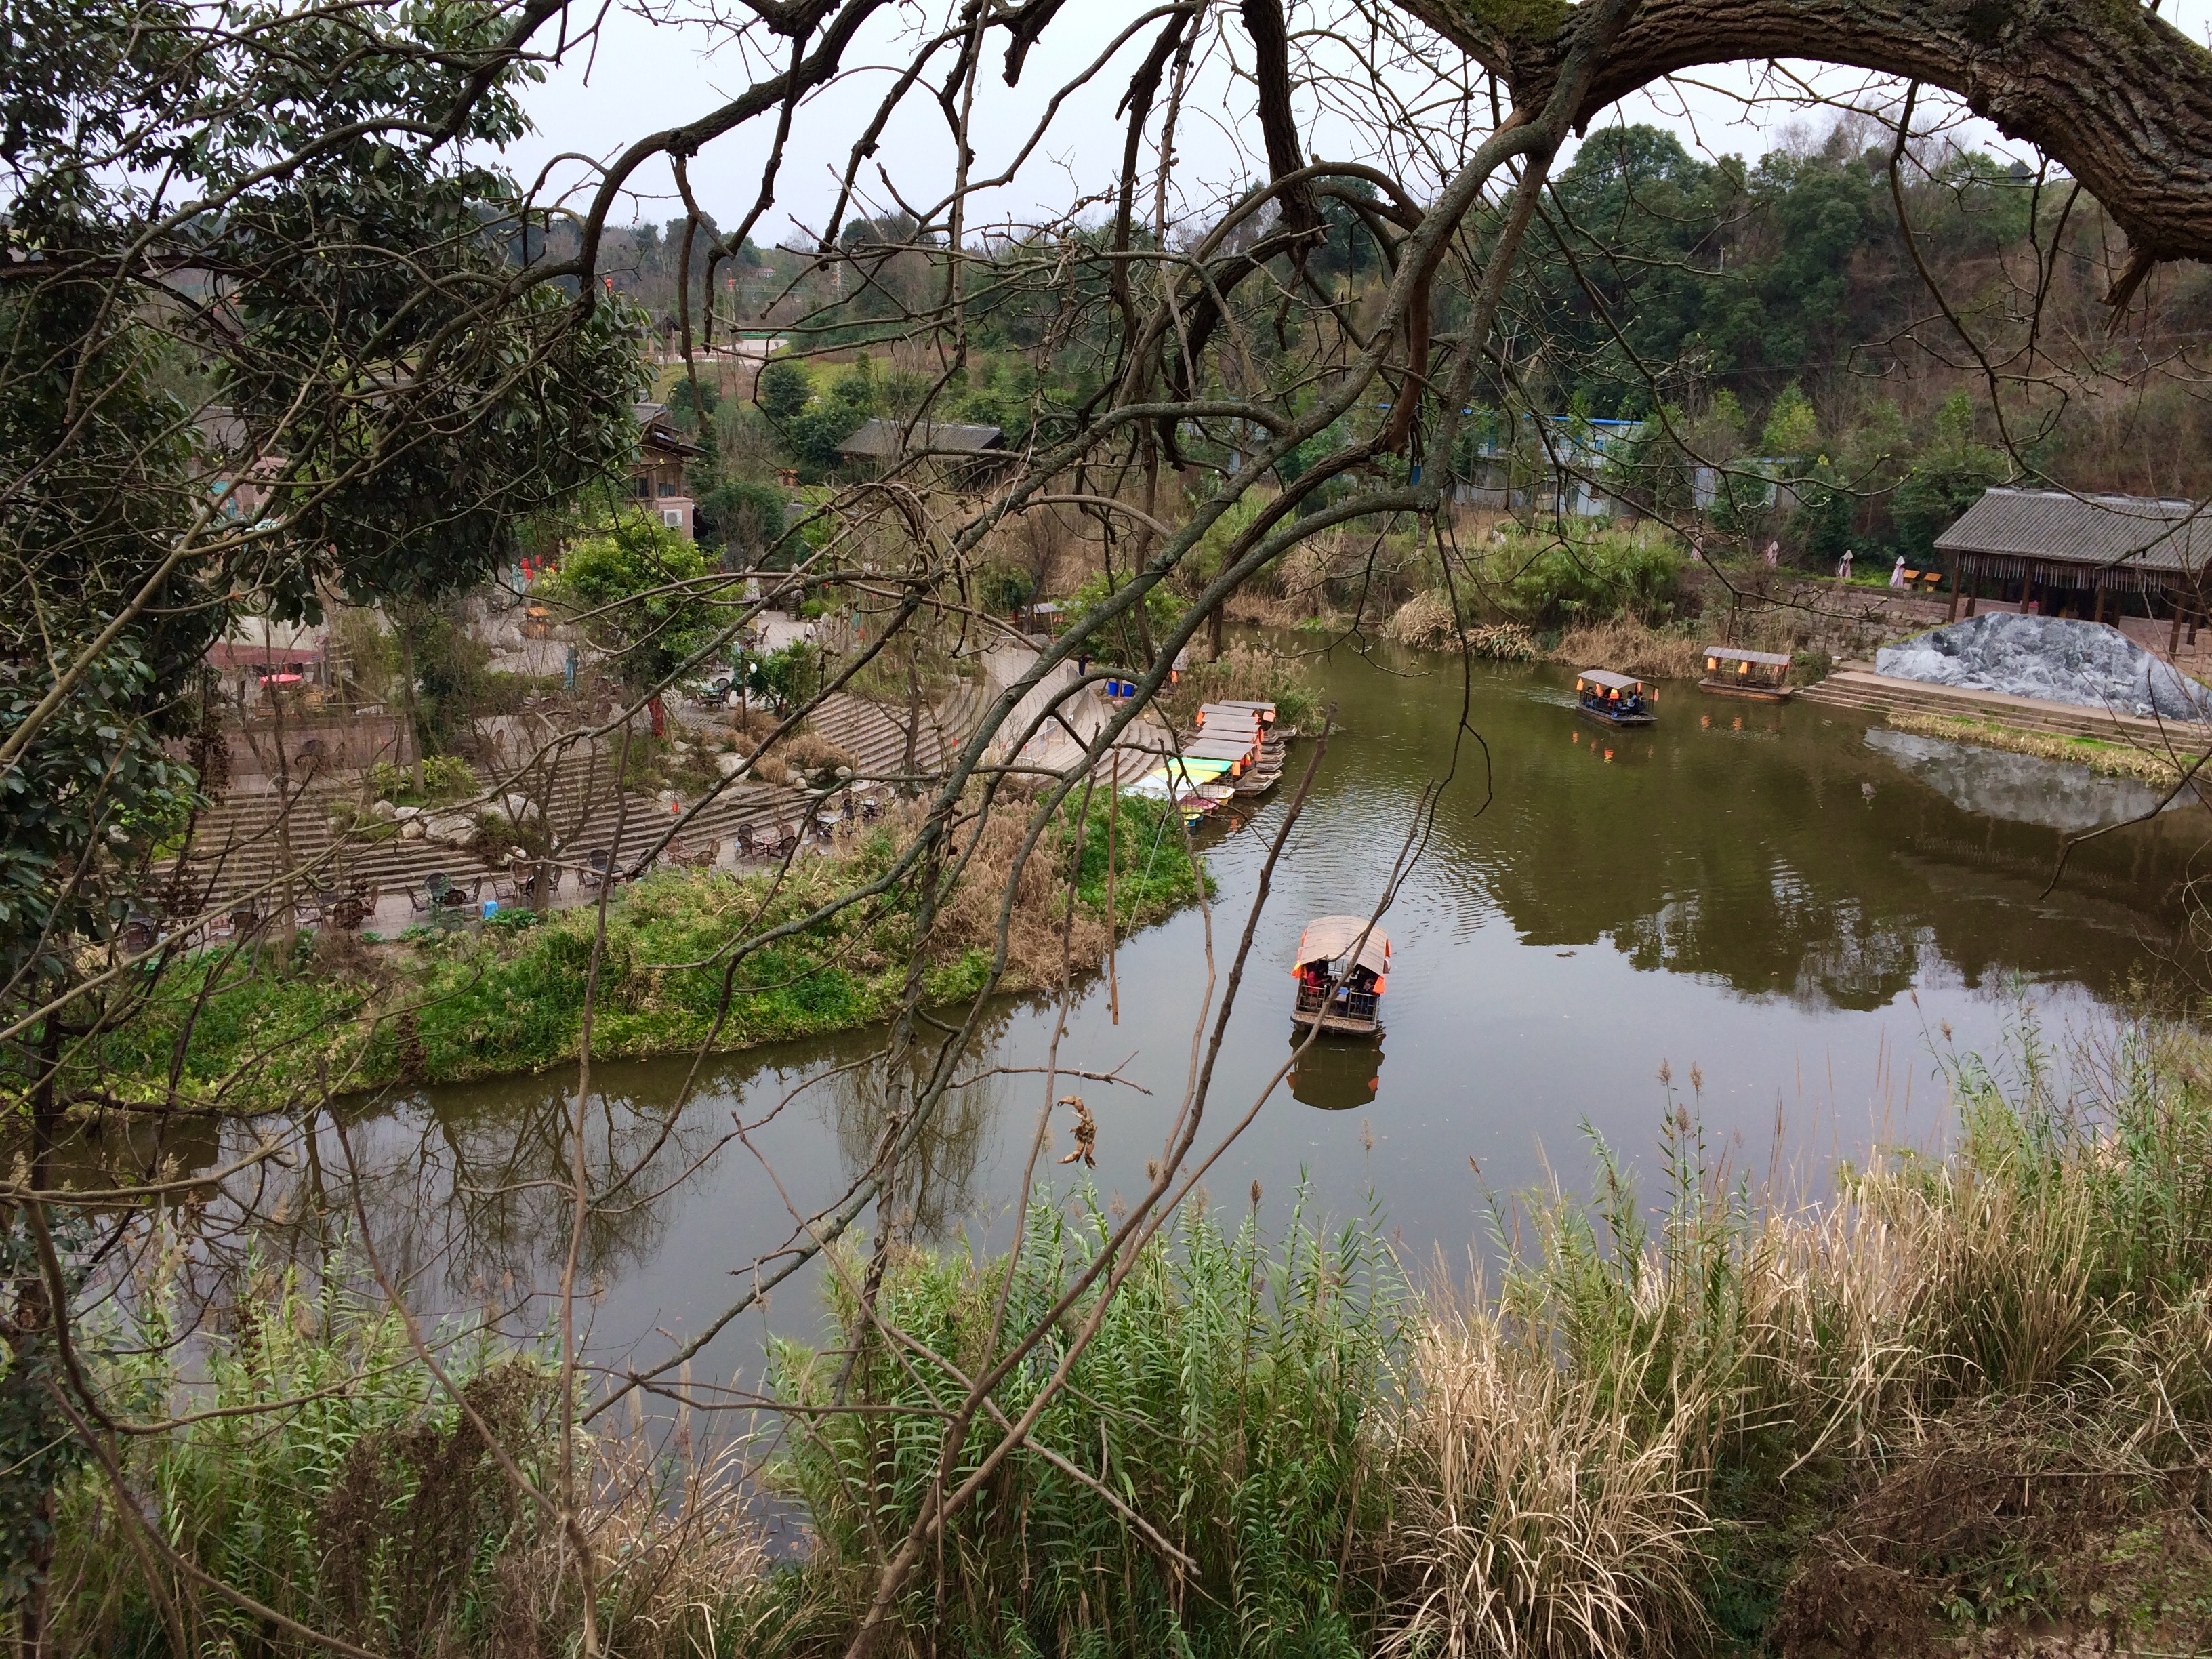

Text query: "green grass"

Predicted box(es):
[1887, 710, 2199, 783]
[768, 1188, 1402, 1659]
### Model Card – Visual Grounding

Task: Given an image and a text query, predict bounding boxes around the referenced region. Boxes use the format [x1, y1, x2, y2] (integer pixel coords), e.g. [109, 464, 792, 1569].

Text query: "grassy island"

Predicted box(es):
[75, 794, 1206, 1111]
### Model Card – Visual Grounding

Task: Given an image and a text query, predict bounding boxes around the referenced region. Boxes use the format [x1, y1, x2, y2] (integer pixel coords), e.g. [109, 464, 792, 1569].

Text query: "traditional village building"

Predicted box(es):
[1936, 488, 2211, 651]
[632, 402, 705, 539]
[835, 417, 1008, 487]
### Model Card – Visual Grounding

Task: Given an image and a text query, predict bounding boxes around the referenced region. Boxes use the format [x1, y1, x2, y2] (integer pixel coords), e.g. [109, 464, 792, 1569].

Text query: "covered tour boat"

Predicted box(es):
[1290, 915, 1391, 1037]
[1575, 669, 1656, 726]
[1698, 646, 1795, 701]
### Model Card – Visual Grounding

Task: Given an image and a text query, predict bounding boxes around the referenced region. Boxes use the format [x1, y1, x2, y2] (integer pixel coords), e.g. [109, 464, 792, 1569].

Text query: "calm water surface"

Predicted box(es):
[317, 648, 2206, 1384]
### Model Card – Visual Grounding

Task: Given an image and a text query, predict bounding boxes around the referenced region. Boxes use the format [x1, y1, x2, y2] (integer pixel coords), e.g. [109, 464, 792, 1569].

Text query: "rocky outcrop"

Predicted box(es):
[1875, 615, 2211, 722]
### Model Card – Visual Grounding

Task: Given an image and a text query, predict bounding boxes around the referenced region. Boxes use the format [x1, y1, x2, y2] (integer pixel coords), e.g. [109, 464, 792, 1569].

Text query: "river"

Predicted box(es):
[282, 646, 2205, 1390]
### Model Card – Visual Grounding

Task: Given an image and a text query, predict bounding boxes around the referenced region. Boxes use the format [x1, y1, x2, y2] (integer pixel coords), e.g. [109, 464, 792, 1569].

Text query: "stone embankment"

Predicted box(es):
[1799, 664, 2212, 747]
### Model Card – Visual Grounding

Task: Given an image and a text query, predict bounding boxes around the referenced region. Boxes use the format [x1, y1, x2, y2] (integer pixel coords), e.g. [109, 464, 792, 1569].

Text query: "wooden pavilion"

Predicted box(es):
[1936, 488, 2212, 651]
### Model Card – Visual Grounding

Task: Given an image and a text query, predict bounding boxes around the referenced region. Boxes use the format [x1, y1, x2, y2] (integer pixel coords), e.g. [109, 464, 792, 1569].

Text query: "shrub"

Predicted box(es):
[56, 1253, 771, 1657]
[1477, 523, 1685, 627]
[369, 755, 476, 804]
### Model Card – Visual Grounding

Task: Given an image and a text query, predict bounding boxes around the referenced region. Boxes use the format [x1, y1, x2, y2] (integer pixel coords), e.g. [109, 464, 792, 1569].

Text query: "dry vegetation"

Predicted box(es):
[1551, 617, 1706, 680]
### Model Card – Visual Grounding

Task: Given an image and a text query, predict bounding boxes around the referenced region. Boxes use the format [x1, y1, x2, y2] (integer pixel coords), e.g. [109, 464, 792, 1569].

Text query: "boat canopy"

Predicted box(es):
[1577, 668, 1643, 691]
[1198, 700, 1275, 724]
[1296, 915, 1392, 977]
[1121, 756, 1233, 798]
[1179, 735, 1261, 762]
[1702, 647, 1790, 668]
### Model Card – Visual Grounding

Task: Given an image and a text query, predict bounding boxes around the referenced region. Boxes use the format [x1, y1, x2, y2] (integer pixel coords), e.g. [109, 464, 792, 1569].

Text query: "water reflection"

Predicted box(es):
[1287, 1034, 1385, 1111]
[1864, 727, 2175, 832]
[819, 1037, 1003, 1237]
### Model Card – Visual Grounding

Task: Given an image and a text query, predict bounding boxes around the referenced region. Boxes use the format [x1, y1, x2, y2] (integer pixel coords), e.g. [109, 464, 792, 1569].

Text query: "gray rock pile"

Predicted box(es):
[1873, 613, 2212, 721]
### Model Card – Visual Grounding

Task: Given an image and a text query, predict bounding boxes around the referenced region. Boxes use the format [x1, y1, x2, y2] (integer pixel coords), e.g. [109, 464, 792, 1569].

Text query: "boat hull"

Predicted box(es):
[1290, 1008, 1381, 1038]
[1578, 703, 1656, 727]
[1697, 678, 1794, 701]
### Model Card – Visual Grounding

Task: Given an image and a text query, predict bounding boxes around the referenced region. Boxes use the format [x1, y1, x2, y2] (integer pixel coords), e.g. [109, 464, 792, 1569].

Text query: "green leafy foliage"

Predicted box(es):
[1479, 524, 1686, 626]
[369, 756, 477, 806]
[745, 641, 824, 713]
[697, 478, 792, 562]
[1069, 567, 1185, 657]
[756, 359, 812, 420]
[545, 519, 719, 697]
[1893, 392, 2009, 561]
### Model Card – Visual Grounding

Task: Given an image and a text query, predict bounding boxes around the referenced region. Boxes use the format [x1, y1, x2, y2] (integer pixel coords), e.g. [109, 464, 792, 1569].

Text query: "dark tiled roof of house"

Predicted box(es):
[837, 417, 1006, 459]
[1936, 488, 2212, 573]
[635, 402, 705, 457]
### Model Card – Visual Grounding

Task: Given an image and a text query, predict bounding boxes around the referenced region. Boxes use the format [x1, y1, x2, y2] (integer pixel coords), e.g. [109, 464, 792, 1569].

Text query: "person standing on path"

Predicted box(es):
[1836, 549, 1854, 581]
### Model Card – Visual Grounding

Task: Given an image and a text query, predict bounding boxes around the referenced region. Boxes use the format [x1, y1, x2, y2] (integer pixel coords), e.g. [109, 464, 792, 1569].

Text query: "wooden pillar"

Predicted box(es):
[1948, 554, 1965, 621]
[2169, 588, 2184, 656]
[2092, 578, 2108, 625]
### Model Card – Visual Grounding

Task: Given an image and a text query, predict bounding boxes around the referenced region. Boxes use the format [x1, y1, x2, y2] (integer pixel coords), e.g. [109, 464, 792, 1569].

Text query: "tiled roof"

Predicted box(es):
[1935, 488, 2212, 573]
[838, 417, 1006, 459]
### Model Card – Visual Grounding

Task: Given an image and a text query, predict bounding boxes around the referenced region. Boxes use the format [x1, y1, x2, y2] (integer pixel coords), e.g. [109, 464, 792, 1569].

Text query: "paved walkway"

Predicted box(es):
[980, 641, 1173, 779]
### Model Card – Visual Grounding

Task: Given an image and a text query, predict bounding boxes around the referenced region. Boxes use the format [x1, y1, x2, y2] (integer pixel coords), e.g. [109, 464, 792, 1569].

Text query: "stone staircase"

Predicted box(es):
[804, 680, 994, 785]
[156, 680, 999, 925]
[1798, 665, 2212, 745]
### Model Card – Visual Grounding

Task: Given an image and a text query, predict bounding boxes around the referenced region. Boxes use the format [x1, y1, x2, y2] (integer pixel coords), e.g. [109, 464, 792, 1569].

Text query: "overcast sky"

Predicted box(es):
[501, 1, 2212, 249]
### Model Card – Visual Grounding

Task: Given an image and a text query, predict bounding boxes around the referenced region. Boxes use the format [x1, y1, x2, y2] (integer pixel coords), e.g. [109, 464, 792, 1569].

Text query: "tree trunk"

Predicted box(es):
[1399, 0, 2212, 274]
[16, 1014, 62, 1658]
[396, 615, 426, 796]
[901, 648, 922, 790]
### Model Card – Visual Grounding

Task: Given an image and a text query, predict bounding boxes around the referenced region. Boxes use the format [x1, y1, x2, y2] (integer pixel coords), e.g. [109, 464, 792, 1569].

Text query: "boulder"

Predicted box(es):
[369, 798, 398, 823]
[714, 752, 749, 778]
[497, 792, 531, 823]
[1875, 613, 2212, 721]
[426, 814, 475, 846]
[398, 819, 426, 840]
[393, 804, 423, 821]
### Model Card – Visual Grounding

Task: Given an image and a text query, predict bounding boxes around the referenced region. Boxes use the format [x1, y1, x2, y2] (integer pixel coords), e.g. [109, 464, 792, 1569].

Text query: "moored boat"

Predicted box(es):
[1698, 646, 1795, 701]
